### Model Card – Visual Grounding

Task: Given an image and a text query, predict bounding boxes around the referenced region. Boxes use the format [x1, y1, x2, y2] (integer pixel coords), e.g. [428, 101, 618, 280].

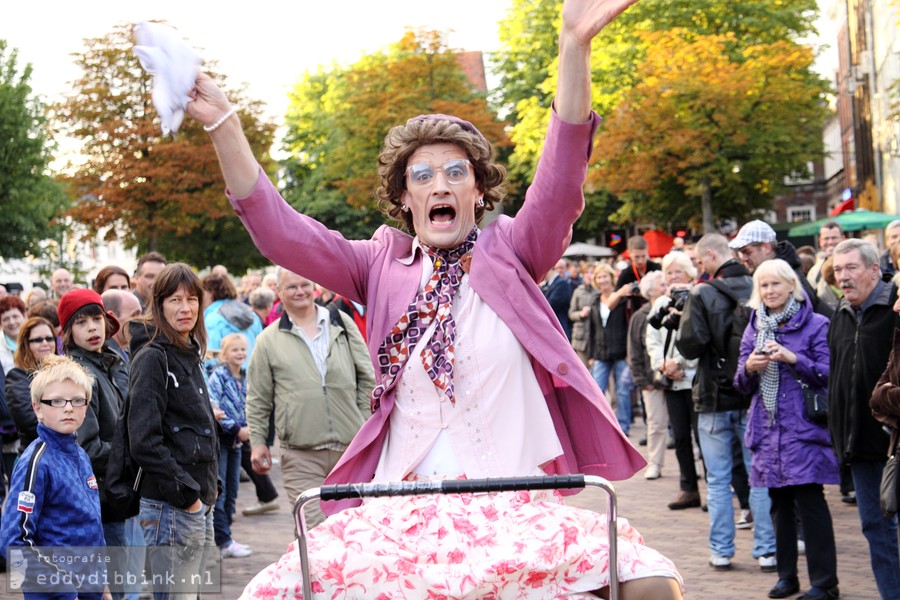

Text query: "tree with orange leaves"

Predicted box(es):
[54, 24, 276, 270]
[591, 29, 830, 232]
[281, 29, 509, 239]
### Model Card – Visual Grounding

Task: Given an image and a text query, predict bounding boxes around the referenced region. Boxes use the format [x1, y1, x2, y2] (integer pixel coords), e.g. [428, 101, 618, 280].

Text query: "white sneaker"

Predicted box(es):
[736, 508, 753, 529]
[644, 464, 661, 480]
[709, 554, 732, 570]
[241, 499, 280, 516]
[759, 553, 777, 572]
[221, 540, 252, 558]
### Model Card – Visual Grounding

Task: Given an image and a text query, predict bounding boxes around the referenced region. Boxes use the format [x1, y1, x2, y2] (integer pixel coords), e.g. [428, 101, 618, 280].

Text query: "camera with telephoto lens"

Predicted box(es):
[648, 288, 689, 331]
[669, 288, 689, 312]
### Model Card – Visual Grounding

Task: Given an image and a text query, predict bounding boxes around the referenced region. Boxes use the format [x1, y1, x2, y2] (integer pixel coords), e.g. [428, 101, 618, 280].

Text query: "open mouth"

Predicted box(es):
[88, 336, 102, 345]
[429, 204, 456, 227]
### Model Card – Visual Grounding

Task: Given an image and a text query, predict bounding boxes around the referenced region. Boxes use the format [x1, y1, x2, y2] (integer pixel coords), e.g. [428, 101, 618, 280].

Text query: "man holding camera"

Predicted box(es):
[613, 235, 662, 434]
[676, 233, 777, 572]
[616, 235, 662, 313]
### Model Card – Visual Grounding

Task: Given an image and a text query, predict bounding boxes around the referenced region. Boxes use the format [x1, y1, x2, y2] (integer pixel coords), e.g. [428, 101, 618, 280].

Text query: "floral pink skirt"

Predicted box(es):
[240, 487, 682, 599]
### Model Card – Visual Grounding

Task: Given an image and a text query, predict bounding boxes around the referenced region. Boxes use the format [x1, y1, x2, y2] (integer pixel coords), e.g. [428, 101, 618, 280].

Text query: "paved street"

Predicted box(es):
[0, 418, 882, 598]
[216, 418, 881, 599]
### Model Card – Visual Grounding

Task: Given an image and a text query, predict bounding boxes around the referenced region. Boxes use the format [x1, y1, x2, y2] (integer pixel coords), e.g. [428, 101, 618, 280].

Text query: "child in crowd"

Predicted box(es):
[0, 355, 108, 599]
[207, 333, 253, 558]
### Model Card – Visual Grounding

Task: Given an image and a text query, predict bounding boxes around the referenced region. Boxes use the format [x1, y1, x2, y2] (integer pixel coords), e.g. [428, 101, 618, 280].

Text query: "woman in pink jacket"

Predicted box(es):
[186, 1, 680, 597]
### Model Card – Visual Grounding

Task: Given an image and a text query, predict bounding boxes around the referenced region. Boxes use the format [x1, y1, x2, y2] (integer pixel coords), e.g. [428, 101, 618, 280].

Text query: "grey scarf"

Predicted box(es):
[755, 296, 800, 421]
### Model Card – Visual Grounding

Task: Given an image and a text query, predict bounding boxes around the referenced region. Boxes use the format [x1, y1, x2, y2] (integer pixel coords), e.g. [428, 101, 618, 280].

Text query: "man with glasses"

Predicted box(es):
[729, 220, 831, 318]
[828, 239, 900, 598]
[246, 268, 375, 530]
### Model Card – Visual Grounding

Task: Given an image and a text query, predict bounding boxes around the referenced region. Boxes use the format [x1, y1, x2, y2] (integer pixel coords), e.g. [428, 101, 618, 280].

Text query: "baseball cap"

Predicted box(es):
[728, 220, 777, 249]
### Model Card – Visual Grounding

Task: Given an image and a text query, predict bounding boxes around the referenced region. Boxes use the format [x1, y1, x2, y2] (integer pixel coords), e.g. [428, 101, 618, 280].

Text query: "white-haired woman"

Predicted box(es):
[734, 259, 838, 600]
[626, 270, 667, 479]
[646, 252, 701, 507]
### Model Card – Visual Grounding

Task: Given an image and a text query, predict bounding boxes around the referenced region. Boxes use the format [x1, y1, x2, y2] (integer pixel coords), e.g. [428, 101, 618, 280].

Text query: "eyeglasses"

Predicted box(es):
[405, 159, 471, 187]
[28, 336, 55, 344]
[39, 397, 88, 408]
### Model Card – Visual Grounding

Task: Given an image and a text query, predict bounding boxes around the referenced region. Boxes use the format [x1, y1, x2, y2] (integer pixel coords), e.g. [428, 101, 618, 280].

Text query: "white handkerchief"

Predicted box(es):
[133, 22, 202, 136]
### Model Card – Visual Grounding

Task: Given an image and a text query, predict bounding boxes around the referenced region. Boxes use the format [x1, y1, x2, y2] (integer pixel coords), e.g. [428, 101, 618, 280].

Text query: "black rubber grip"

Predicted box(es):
[318, 475, 586, 501]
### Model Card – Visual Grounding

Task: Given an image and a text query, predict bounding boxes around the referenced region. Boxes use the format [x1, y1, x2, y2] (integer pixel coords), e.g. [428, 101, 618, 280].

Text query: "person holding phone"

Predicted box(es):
[734, 259, 839, 600]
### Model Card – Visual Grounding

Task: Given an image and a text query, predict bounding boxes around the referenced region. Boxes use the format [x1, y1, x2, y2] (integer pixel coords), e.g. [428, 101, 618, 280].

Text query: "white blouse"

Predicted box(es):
[374, 251, 563, 482]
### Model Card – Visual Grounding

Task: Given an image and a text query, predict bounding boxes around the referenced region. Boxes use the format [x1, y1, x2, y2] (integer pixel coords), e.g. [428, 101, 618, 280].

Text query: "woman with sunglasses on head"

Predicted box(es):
[6, 317, 61, 450]
[186, 1, 680, 597]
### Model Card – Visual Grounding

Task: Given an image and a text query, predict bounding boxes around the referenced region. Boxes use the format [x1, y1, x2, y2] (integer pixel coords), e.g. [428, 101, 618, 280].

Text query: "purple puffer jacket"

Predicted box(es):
[734, 298, 839, 488]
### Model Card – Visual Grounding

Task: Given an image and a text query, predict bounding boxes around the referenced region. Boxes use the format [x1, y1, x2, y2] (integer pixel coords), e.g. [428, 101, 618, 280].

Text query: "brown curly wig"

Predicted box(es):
[375, 114, 507, 233]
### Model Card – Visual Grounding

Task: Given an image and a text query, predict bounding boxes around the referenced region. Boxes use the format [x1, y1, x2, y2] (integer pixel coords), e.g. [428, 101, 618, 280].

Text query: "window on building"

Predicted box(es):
[787, 205, 816, 222]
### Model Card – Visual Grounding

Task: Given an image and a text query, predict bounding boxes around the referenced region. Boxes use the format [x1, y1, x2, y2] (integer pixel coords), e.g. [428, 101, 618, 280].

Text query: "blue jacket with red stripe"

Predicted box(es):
[0, 423, 103, 597]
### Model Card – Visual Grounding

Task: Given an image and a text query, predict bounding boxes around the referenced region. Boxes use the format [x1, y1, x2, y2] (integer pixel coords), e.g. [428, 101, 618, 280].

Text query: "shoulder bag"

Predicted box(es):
[796, 377, 828, 424]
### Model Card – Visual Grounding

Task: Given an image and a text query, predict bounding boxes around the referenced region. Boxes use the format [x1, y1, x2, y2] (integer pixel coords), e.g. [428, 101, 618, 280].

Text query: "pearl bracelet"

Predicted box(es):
[203, 106, 238, 133]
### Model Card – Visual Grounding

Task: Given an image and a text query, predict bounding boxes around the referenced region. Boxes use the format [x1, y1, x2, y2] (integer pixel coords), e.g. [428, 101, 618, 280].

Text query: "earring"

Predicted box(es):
[401, 204, 409, 212]
[477, 196, 485, 207]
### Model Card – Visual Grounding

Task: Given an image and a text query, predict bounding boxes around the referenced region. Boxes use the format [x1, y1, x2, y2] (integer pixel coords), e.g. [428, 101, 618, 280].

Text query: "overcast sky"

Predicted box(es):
[4, 1, 512, 125]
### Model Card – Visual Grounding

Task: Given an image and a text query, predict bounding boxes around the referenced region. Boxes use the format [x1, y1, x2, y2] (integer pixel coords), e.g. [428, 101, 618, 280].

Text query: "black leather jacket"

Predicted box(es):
[676, 260, 753, 414]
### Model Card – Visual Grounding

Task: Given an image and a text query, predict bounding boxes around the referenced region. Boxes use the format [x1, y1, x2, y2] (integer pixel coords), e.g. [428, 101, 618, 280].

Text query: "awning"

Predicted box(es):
[829, 197, 855, 216]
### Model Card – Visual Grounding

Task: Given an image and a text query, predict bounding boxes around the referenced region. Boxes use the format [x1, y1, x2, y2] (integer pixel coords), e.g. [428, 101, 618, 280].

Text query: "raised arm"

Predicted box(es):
[556, 0, 639, 123]
[185, 73, 259, 198]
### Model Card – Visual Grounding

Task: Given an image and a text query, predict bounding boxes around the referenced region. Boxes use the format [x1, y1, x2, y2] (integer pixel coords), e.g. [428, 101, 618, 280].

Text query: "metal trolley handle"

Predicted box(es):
[293, 474, 619, 600]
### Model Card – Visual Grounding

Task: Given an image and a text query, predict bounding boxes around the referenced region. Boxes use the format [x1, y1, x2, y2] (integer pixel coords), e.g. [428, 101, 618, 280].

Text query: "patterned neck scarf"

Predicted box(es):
[755, 296, 800, 421]
[370, 227, 478, 411]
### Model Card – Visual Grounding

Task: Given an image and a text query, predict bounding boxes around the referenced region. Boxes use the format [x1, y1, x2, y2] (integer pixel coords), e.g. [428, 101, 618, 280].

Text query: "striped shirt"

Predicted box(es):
[290, 305, 330, 385]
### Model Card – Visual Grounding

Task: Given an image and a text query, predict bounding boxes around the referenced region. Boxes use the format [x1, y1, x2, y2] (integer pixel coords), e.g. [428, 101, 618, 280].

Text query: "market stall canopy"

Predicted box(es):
[642, 229, 676, 258]
[620, 230, 676, 260]
[829, 197, 855, 216]
[563, 242, 616, 258]
[788, 209, 900, 237]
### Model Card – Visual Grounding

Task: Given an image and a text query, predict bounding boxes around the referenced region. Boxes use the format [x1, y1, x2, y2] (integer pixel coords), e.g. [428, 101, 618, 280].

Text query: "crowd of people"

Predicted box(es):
[541, 219, 900, 600]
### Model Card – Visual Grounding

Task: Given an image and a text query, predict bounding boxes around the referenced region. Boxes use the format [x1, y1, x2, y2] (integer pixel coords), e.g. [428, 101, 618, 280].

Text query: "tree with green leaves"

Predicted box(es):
[53, 24, 277, 271]
[0, 40, 68, 259]
[592, 30, 831, 232]
[494, 0, 825, 235]
[282, 29, 509, 238]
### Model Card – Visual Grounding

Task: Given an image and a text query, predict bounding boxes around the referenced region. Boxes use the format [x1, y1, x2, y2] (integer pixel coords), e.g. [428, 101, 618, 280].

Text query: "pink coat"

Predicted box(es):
[228, 112, 645, 514]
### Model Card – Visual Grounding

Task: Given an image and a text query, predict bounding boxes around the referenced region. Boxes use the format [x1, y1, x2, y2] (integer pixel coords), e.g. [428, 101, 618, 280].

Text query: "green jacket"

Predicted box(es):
[247, 307, 375, 449]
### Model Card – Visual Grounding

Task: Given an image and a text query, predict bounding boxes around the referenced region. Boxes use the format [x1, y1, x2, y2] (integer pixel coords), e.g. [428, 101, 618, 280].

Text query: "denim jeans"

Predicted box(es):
[850, 460, 900, 599]
[103, 517, 147, 600]
[123, 515, 146, 600]
[591, 359, 634, 434]
[213, 442, 242, 547]
[103, 520, 127, 600]
[697, 410, 775, 559]
[139, 498, 215, 600]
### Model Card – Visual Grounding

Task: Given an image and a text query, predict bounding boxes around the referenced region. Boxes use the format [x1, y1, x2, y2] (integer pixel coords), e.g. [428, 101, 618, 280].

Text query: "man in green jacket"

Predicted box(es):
[247, 267, 375, 528]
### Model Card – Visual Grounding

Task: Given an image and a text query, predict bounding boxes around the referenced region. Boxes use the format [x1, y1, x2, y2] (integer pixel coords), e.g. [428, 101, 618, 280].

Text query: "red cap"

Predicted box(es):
[57, 289, 120, 337]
